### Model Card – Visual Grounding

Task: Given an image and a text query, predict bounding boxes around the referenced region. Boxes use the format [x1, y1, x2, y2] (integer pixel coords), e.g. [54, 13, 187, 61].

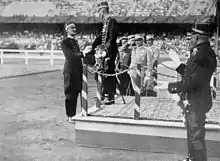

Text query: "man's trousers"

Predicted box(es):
[186, 108, 207, 161]
[65, 92, 79, 117]
[95, 61, 116, 97]
[64, 74, 80, 117]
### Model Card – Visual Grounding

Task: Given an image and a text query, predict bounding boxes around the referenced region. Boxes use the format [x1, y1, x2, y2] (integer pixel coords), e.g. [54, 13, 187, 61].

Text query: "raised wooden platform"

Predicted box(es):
[73, 97, 220, 158]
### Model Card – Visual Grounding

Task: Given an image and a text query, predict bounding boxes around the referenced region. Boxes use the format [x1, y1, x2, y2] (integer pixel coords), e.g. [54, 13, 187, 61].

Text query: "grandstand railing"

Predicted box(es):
[0, 49, 64, 65]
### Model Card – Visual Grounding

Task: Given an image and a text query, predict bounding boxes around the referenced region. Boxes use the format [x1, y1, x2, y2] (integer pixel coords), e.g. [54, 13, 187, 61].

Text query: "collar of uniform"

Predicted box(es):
[67, 35, 75, 39]
[103, 15, 111, 23]
[195, 41, 210, 50]
[105, 14, 111, 20]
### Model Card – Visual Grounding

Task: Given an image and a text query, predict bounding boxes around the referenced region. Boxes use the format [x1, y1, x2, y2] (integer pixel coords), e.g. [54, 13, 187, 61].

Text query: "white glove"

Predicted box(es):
[101, 51, 106, 57]
[168, 49, 181, 68]
[154, 81, 169, 91]
[172, 94, 180, 102]
[82, 46, 92, 56]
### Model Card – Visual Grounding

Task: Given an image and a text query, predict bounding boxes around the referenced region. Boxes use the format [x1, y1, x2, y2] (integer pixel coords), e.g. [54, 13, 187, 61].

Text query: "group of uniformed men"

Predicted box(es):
[116, 34, 160, 96]
[60, 1, 217, 161]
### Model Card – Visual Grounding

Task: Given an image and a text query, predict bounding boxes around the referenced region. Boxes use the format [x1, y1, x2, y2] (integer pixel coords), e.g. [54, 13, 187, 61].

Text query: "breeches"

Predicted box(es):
[186, 109, 207, 161]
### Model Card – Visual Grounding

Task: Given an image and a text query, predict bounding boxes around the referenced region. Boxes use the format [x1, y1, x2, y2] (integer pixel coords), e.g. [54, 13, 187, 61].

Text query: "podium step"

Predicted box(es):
[73, 97, 220, 158]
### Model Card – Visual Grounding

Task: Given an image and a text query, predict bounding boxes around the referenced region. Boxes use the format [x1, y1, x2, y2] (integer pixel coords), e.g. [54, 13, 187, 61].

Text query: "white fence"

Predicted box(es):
[0, 49, 220, 89]
[0, 49, 64, 66]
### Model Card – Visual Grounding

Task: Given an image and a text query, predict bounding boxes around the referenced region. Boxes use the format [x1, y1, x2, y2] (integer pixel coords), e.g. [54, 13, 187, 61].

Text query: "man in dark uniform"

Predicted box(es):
[61, 22, 83, 123]
[156, 26, 217, 161]
[88, 2, 119, 104]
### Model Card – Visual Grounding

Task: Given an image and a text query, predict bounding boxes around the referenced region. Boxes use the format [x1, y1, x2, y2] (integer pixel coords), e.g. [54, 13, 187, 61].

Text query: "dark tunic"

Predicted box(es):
[90, 16, 119, 96]
[92, 16, 119, 70]
[168, 42, 217, 112]
[168, 42, 217, 160]
[61, 37, 83, 94]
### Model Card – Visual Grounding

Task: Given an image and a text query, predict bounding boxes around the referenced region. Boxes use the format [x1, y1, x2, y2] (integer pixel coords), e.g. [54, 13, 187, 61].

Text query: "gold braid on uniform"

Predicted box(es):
[101, 18, 110, 49]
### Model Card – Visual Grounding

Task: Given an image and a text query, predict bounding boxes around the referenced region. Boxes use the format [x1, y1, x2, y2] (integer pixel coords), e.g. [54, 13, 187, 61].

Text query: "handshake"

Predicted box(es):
[82, 45, 93, 56]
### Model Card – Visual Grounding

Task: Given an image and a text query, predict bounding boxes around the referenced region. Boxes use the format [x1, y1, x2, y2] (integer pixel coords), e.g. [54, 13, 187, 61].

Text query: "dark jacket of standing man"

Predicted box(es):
[61, 22, 83, 123]
[168, 26, 217, 161]
[90, 1, 119, 104]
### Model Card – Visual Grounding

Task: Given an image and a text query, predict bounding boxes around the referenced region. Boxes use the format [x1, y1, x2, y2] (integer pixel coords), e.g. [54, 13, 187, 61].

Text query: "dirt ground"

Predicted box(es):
[0, 69, 219, 161]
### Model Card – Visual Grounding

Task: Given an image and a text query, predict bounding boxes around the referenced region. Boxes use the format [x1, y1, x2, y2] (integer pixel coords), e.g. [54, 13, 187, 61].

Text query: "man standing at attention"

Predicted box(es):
[87, 2, 119, 105]
[61, 22, 83, 123]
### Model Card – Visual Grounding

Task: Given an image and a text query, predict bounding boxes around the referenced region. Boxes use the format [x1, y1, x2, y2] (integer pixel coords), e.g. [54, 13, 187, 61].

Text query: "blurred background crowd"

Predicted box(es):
[0, 0, 217, 56]
[0, 30, 191, 56]
[0, 0, 212, 17]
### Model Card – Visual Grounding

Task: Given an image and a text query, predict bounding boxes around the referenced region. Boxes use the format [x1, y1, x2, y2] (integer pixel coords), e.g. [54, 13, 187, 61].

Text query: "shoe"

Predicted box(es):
[102, 97, 115, 105]
[67, 117, 75, 124]
[179, 155, 193, 161]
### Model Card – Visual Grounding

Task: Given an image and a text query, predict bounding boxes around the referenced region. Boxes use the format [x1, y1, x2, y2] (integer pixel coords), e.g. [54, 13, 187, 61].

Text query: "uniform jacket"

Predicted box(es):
[151, 46, 160, 62]
[128, 45, 153, 90]
[92, 16, 119, 62]
[118, 43, 132, 71]
[61, 37, 83, 92]
[168, 42, 217, 112]
[146, 45, 160, 62]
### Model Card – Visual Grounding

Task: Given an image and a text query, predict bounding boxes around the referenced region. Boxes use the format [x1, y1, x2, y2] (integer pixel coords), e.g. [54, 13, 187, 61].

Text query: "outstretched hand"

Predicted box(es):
[168, 49, 181, 66]
[154, 81, 169, 91]
[82, 46, 92, 56]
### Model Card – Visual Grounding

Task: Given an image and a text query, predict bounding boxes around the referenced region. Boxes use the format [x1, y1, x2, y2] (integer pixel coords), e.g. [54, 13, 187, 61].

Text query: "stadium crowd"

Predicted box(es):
[0, 0, 211, 17]
[0, 30, 192, 57]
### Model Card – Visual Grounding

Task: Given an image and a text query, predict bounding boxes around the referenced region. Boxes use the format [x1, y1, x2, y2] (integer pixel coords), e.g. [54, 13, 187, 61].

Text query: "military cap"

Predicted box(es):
[119, 36, 128, 41]
[146, 35, 154, 40]
[97, 2, 109, 11]
[127, 35, 135, 40]
[133, 34, 144, 41]
[191, 24, 214, 37]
